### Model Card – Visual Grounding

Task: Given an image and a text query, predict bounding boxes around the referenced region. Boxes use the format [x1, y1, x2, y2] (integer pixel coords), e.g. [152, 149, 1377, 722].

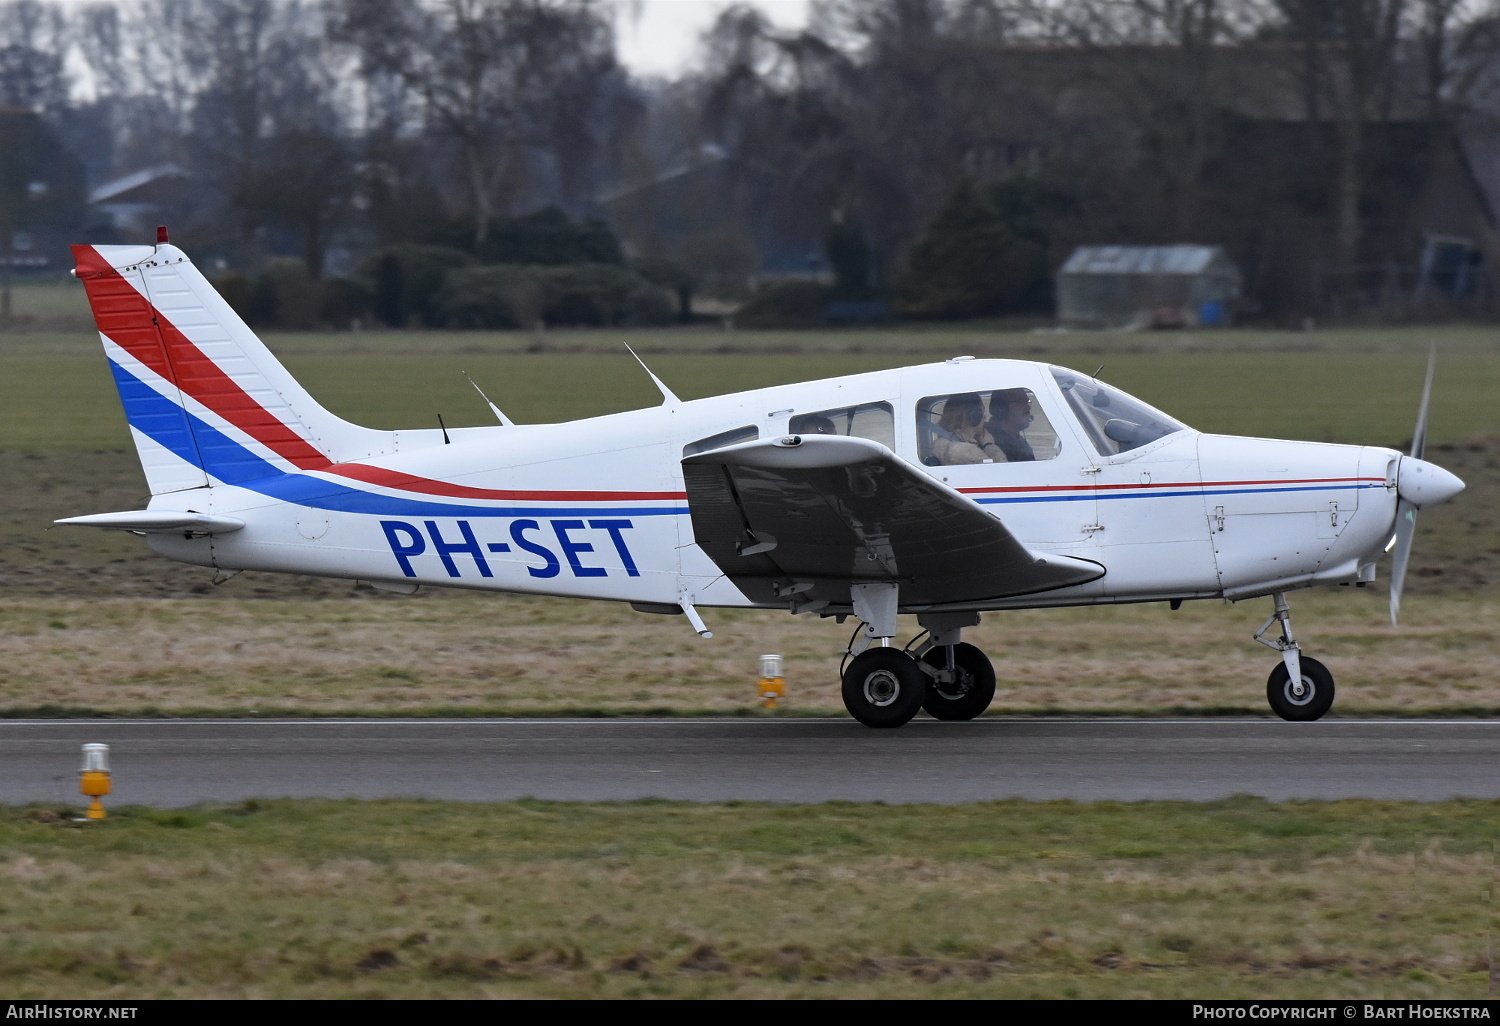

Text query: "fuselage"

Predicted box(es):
[143, 357, 1406, 613]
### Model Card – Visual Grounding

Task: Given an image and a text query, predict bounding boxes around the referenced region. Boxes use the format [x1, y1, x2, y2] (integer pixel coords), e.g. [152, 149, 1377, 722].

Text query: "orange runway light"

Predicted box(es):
[758, 654, 785, 709]
[79, 743, 110, 820]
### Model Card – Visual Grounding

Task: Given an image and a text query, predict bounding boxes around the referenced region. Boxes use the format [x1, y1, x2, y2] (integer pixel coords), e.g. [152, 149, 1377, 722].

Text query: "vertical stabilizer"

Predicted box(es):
[73, 244, 395, 495]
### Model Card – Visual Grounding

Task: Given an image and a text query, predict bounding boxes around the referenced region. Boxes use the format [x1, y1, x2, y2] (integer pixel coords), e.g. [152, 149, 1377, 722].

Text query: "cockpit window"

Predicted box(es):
[1050, 367, 1187, 456]
[792, 402, 895, 449]
[916, 388, 1061, 466]
[684, 425, 758, 457]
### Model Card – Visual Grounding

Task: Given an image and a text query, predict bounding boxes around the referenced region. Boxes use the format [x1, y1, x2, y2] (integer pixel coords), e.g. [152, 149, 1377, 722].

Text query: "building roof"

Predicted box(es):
[1060, 245, 1235, 276]
[88, 163, 185, 205]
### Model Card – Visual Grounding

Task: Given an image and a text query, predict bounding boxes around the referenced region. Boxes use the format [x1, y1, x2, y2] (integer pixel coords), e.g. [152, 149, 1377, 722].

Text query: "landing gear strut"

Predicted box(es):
[917, 642, 996, 721]
[1254, 592, 1336, 721]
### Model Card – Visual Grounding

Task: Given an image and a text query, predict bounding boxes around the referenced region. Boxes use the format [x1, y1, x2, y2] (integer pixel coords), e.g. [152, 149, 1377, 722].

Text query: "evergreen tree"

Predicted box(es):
[896, 183, 1049, 319]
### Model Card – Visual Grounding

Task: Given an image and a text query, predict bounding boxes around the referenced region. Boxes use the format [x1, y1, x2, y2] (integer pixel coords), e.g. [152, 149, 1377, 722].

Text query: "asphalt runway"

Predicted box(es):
[2, 719, 1497, 807]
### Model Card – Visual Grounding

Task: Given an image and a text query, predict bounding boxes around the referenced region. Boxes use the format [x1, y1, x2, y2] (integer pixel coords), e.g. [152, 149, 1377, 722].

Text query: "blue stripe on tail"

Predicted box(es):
[108, 359, 204, 472]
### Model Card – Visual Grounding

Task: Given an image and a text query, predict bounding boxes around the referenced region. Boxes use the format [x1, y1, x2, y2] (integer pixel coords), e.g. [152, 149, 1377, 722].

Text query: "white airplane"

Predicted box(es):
[59, 240, 1465, 727]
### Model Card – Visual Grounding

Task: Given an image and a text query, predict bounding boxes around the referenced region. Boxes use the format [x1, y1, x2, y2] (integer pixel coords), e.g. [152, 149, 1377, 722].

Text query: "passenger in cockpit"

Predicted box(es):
[930, 393, 1004, 465]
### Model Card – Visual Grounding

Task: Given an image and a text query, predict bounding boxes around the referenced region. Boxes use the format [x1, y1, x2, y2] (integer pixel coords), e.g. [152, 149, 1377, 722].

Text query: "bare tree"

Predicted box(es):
[0, 0, 67, 113]
[1272, 0, 1406, 268]
[337, 0, 626, 248]
[0, 2, 77, 320]
[76, 0, 360, 272]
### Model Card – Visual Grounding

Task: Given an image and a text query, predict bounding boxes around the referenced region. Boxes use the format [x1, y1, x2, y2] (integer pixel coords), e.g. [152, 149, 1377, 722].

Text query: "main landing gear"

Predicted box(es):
[1254, 592, 1336, 721]
[839, 602, 996, 728]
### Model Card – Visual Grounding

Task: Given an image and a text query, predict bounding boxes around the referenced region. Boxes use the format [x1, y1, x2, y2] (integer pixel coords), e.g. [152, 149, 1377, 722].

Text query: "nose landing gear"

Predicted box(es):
[1254, 592, 1336, 721]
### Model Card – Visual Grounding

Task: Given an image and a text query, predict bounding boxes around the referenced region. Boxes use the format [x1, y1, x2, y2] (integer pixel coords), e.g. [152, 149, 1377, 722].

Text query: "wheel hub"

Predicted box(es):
[1283, 677, 1315, 706]
[862, 670, 901, 707]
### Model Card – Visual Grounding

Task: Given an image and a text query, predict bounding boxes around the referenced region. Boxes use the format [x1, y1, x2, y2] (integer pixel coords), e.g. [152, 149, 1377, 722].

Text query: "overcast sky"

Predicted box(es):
[38, 1, 811, 82]
[614, 0, 810, 78]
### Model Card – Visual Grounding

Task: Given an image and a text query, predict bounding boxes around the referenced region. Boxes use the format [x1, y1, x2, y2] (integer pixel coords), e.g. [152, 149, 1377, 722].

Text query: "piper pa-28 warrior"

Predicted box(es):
[60, 238, 1466, 727]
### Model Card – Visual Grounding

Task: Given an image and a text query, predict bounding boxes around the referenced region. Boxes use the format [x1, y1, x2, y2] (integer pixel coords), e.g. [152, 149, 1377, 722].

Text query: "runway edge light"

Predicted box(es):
[80, 743, 110, 820]
[758, 654, 785, 709]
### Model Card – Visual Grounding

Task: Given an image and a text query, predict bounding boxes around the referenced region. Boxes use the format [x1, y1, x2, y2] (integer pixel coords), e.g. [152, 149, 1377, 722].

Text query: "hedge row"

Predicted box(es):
[212, 245, 676, 330]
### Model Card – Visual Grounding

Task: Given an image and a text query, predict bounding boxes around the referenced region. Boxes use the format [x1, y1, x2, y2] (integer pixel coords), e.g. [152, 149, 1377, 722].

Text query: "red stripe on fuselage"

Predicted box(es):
[319, 463, 686, 502]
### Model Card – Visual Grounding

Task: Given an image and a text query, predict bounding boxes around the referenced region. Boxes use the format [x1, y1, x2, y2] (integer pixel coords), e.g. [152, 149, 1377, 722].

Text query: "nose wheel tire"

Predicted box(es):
[919, 643, 996, 721]
[1265, 657, 1335, 721]
[842, 648, 926, 728]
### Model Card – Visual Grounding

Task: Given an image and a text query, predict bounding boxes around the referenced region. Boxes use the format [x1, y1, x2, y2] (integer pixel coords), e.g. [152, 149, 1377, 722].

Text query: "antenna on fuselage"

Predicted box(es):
[624, 342, 680, 406]
[464, 372, 515, 426]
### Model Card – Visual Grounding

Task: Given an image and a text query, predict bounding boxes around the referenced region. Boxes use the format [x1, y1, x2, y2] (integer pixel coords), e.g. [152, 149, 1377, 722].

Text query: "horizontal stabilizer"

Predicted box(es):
[54, 510, 246, 534]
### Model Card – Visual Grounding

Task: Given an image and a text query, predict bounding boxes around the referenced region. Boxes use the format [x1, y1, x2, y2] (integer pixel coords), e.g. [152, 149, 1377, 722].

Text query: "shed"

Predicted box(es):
[1056, 245, 1242, 329]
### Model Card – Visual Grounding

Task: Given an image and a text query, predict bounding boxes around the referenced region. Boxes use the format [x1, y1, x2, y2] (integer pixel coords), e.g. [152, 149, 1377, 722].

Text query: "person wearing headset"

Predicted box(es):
[930, 393, 1004, 465]
[987, 388, 1036, 462]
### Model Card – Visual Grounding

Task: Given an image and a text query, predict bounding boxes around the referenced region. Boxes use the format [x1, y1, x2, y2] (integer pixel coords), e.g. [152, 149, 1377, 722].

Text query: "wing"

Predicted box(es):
[682, 434, 1103, 609]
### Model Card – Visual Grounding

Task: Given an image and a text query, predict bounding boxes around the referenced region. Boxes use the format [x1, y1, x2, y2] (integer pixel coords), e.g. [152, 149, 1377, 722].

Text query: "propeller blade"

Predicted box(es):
[1410, 343, 1436, 461]
[1388, 501, 1418, 626]
[1390, 344, 1439, 625]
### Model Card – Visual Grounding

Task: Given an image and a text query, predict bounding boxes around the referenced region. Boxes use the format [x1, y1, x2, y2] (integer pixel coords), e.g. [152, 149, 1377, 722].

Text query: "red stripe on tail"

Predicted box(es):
[72, 245, 330, 471]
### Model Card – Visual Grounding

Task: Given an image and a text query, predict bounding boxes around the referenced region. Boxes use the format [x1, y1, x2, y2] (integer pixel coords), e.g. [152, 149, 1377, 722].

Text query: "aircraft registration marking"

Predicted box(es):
[380, 518, 641, 579]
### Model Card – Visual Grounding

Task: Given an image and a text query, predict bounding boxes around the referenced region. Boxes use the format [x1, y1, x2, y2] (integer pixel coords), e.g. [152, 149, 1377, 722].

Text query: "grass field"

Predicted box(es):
[1, 797, 1494, 998]
[0, 277, 95, 332]
[3, 589, 1499, 719]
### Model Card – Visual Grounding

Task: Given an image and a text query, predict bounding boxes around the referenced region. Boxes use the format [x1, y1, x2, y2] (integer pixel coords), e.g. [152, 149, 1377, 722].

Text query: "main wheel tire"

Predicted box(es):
[842, 648, 926, 728]
[1265, 656, 1335, 721]
[919, 643, 997, 721]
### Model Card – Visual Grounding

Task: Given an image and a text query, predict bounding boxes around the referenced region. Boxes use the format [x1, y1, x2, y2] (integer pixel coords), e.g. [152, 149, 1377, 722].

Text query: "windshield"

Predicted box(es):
[1050, 367, 1188, 457]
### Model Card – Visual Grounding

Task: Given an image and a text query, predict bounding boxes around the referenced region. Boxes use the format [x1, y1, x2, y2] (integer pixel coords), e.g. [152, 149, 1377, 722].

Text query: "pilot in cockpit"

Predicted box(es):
[930, 393, 1004, 465]
[789, 413, 836, 436]
[987, 388, 1036, 462]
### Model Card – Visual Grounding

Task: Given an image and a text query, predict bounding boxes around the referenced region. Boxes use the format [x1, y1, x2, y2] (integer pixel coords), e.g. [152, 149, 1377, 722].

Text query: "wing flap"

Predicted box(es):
[682, 435, 1102, 607]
